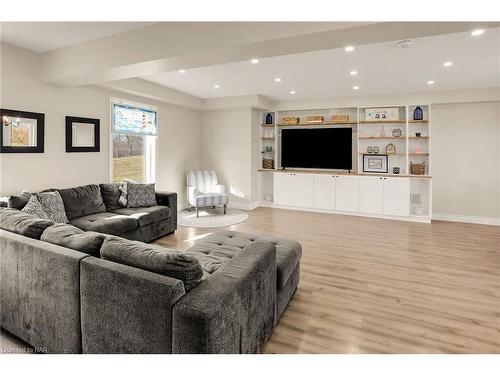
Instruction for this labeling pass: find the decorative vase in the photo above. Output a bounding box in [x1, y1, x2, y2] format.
[265, 113, 273, 125]
[393, 167, 400, 174]
[413, 106, 423, 121]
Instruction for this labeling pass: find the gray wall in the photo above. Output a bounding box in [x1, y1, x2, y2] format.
[0, 43, 202, 204]
[432, 101, 500, 219]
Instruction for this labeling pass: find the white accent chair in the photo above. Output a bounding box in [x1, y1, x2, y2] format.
[186, 170, 229, 218]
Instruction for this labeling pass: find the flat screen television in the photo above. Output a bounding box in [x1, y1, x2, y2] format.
[281, 127, 352, 170]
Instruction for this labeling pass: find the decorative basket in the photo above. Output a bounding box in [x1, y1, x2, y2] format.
[410, 161, 426, 175]
[262, 158, 274, 169]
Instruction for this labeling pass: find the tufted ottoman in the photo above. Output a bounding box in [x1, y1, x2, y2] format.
[186, 230, 301, 324]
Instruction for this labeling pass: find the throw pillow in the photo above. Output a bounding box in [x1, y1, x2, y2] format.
[21, 195, 49, 219]
[0, 208, 54, 239]
[126, 183, 157, 208]
[41, 223, 106, 256]
[37, 191, 69, 223]
[100, 236, 203, 286]
[118, 179, 137, 207]
[7, 190, 31, 209]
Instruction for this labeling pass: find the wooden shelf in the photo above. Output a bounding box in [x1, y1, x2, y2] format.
[277, 121, 357, 126]
[261, 138, 275, 140]
[409, 136, 430, 139]
[409, 153, 429, 156]
[257, 168, 432, 178]
[261, 124, 275, 127]
[359, 120, 406, 124]
[359, 137, 406, 140]
[409, 120, 429, 124]
[358, 153, 429, 156]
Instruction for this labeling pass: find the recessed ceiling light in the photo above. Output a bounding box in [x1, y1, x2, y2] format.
[471, 29, 485, 36]
[345, 46, 355, 52]
[396, 40, 413, 48]
[178, 69, 186, 73]
[274, 77, 282, 82]
[250, 59, 259, 64]
[427, 80, 435, 85]
[213, 84, 220, 89]
[289, 90, 296, 95]
[350, 70, 358, 76]
[443, 61, 453, 67]
[353, 86, 359, 90]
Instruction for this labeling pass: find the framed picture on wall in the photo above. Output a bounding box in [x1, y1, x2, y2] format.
[1, 108, 45, 153]
[363, 154, 388, 173]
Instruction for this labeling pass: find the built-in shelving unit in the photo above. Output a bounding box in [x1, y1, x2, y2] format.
[256, 105, 432, 221]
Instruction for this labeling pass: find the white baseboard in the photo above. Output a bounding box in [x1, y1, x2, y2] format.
[432, 213, 500, 226]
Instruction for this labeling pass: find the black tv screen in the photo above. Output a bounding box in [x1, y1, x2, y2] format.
[281, 127, 352, 170]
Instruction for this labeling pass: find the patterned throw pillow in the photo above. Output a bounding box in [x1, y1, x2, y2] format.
[37, 191, 69, 224]
[118, 179, 138, 207]
[21, 195, 49, 219]
[126, 183, 157, 208]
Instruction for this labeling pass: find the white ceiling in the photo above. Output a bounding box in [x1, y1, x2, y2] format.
[142, 28, 500, 100]
[0, 22, 153, 52]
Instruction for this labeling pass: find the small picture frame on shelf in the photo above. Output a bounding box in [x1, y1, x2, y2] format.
[363, 154, 388, 173]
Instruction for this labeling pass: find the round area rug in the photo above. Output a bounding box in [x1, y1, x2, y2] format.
[178, 208, 248, 228]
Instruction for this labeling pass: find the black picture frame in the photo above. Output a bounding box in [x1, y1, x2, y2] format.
[65, 116, 100, 152]
[0, 108, 45, 153]
[362, 154, 388, 173]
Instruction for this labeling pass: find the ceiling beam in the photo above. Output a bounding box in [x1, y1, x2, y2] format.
[41, 22, 500, 86]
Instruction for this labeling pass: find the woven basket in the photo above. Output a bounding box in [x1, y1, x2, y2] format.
[262, 158, 274, 169]
[410, 161, 426, 175]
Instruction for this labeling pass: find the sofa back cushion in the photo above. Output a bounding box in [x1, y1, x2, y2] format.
[41, 223, 107, 256]
[99, 183, 123, 211]
[100, 236, 203, 287]
[57, 184, 106, 220]
[7, 190, 31, 209]
[0, 208, 54, 239]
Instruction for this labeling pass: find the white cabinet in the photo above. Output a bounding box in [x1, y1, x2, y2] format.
[384, 177, 410, 216]
[359, 176, 384, 214]
[358, 176, 410, 217]
[335, 175, 359, 212]
[273, 172, 313, 207]
[273, 173, 294, 206]
[293, 174, 314, 207]
[313, 174, 335, 209]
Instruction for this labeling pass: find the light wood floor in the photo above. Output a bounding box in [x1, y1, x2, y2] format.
[1, 207, 499, 353]
[157, 207, 500, 354]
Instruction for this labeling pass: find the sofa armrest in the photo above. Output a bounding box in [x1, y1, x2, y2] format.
[0, 229, 89, 353]
[156, 191, 177, 230]
[80, 257, 186, 353]
[172, 241, 276, 353]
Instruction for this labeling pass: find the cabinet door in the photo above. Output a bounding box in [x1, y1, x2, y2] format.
[313, 174, 335, 209]
[335, 175, 359, 212]
[384, 177, 410, 216]
[293, 173, 314, 208]
[273, 173, 294, 206]
[359, 176, 384, 214]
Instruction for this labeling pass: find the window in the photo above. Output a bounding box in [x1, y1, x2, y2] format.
[111, 100, 157, 183]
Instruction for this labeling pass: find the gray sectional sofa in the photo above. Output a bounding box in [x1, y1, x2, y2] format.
[0, 185, 301, 354]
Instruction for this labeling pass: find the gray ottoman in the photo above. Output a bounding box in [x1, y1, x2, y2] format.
[188, 230, 301, 324]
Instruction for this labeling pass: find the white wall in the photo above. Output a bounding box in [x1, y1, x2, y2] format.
[200, 108, 253, 206]
[0, 43, 201, 204]
[432, 102, 500, 219]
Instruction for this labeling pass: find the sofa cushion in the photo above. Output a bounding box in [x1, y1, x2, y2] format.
[100, 236, 203, 287]
[7, 190, 31, 209]
[197, 230, 302, 289]
[126, 183, 157, 208]
[99, 183, 123, 211]
[70, 212, 138, 235]
[41, 223, 106, 256]
[37, 191, 69, 224]
[111, 206, 170, 227]
[0, 208, 54, 239]
[21, 195, 49, 219]
[57, 184, 106, 220]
